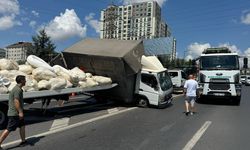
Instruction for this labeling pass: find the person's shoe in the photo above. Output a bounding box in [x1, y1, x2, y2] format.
[190, 112, 193, 115]
[185, 112, 189, 116]
[19, 140, 28, 147]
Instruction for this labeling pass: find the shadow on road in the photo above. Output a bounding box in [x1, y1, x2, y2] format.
[23, 98, 122, 126]
[196, 97, 240, 106]
[5, 136, 45, 150]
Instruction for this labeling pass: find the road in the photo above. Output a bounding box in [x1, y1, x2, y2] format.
[1, 86, 250, 150]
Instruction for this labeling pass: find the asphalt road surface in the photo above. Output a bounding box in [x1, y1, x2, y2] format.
[1, 86, 250, 150]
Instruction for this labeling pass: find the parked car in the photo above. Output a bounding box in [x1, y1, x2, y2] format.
[245, 76, 250, 86]
[240, 75, 246, 84]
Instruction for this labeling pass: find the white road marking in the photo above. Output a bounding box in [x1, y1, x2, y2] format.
[50, 117, 70, 131]
[57, 103, 108, 114]
[2, 107, 137, 148]
[182, 121, 212, 150]
[107, 108, 119, 114]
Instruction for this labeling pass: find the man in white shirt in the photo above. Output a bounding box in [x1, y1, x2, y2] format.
[183, 74, 198, 116]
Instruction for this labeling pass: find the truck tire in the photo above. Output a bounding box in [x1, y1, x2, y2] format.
[234, 96, 241, 106]
[137, 97, 149, 108]
[0, 104, 8, 129]
[196, 95, 203, 104]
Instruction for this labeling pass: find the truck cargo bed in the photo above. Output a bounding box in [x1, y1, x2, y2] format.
[0, 83, 117, 102]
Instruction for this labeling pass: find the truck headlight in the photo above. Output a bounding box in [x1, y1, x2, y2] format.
[159, 95, 165, 102]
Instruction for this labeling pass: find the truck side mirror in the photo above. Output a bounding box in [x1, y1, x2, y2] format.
[244, 57, 248, 69]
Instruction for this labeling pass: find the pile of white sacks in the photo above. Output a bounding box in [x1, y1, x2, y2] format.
[0, 55, 112, 94]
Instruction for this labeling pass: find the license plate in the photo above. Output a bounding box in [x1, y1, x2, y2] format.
[213, 93, 225, 96]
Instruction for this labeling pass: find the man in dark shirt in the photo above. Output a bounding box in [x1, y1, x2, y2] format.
[0, 75, 27, 149]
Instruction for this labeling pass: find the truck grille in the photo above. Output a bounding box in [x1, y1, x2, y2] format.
[209, 83, 230, 90]
[209, 78, 230, 90]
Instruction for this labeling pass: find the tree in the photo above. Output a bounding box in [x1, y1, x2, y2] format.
[28, 29, 57, 63]
[176, 58, 181, 68]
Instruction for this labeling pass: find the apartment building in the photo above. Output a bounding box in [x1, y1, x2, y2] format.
[5, 42, 32, 62]
[100, 1, 171, 40]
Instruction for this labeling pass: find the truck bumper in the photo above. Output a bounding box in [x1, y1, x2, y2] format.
[158, 94, 173, 108]
[198, 83, 241, 97]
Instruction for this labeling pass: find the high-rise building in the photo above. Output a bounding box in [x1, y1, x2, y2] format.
[5, 42, 32, 62]
[100, 1, 171, 40]
[171, 38, 177, 60]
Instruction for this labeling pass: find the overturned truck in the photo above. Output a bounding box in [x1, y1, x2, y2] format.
[53, 38, 173, 106]
[54, 38, 144, 103]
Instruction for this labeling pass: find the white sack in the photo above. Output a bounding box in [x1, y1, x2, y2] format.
[0, 85, 8, 94]
[92, 76, 112, 85]
[53, 66, 81, 86]
[70, 67, 86, 81]
[0, 70, 9, 77]
[19, 64, 34, 75]
[27, 55, 54, 71]
[0, 77, 11, 86]
[86, 73, 92, 78]
[23, 75, 38, 92]
[71, 77, 79, 87]
[65, 80, 73, 88]
[80, 78, 98, 88]
[38, 80, 51, 90]
[53, 65, 70, 74]
[0, 59, 19, 70]
[32, 67, 57, 81]
[8, 82, 16, 92]
[87, 78, 99, 87]
[53, 65, 72, 81]
[78, 81, 88, 88]
[49, 77, 67, 90]
[2, 70, 27, 82]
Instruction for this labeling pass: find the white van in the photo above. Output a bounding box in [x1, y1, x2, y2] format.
[168, 70, 187, 92]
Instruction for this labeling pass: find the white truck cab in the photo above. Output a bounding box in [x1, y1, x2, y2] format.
[168, 70, 187, 92]
[136, 56, 173, 107]
[198, 47, 242, 104]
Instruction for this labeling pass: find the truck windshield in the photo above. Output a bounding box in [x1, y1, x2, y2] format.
[158, 71, 172, 91]
[200, 55, 239, 70]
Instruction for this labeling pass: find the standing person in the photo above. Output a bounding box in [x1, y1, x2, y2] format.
[0, 75, 27, 149]
[183, 74, 199, 116]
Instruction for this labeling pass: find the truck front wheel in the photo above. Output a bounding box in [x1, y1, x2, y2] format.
[0, 104, 8, 129]
[234, 96, 241, 106]
[137, 97, 149, 108]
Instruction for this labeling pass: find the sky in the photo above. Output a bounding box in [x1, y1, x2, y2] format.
[0, 0, 250, 60]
